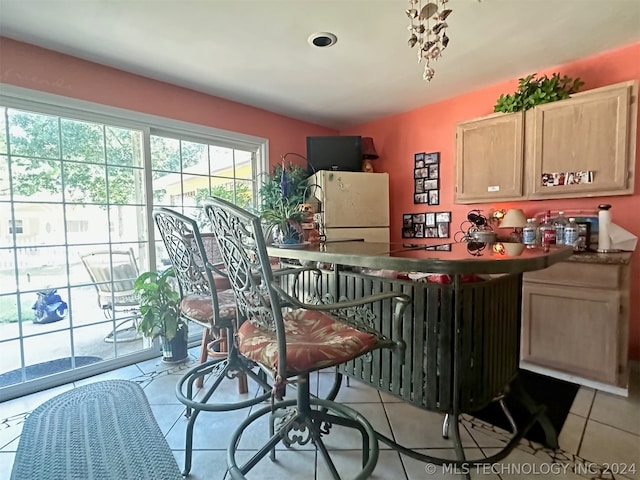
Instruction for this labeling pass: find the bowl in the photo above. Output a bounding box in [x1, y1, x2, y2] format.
[471, 230, 497, 243]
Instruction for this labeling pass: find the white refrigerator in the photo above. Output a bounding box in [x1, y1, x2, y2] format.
[307, 171, 390, 243]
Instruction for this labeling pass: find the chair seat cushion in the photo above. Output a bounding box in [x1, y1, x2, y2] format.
[213, 273, 232, 291]
[180, 289, 236, 325]
[236, 309, 379, 375]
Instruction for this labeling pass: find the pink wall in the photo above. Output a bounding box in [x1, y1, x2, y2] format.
[344, 42, 640, 360]
[1, 36, 638, 360]
[0, 37, 336, 168]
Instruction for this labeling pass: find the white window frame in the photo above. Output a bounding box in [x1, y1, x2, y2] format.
[0, 83, 269, 267]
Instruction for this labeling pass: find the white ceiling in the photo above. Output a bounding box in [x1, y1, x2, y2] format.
[1, 0, 639, 129]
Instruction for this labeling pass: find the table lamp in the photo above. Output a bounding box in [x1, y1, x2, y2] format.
[361, 137, 378, 172]
[500, 208, 528, 242]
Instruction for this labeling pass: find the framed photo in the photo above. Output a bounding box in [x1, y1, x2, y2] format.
[428, 164, 439, 179]
[414, 223, 424, 238]
[423, 179, 438, 191]
[425, 227, 438, 238]
[412, 213, 425, 224]
[425, 212, 436, 227]
[424, 152, 440, 165]
[402, 214, 412, 228]
[435, 211, 451, 223]
[414, 152, 425, 163]
[428, 190, 439, 206]
[414, 193, 429, 204]
[437, 222, 449, 238]
[435, 243, 452, 251]
[402, 227, 415, 238]
[414, 178, 424, 193]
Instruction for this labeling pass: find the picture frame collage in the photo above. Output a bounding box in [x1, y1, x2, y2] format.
[402, 211, 451, 239]
[414, 151, 440, 205]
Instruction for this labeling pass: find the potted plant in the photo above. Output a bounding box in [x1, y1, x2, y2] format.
[493, 73, 584, 113]
[134, 267, 188, 363]
[259, 163, 309, 245]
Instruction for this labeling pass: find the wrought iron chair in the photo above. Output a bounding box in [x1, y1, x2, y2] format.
[152, 207, 273, 476]
[80, 249, 141, 343]
[204, 197, 411, 480]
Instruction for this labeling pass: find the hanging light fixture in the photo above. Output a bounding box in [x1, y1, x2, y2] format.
[406, 0, 452, 81]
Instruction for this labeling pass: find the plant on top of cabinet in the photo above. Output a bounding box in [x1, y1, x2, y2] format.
[494, 73, 584, 113]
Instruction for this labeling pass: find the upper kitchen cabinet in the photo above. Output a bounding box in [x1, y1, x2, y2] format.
[454, 80, 638, 204]
[455, 111, 524, 204]
[527, 80, 637, 199]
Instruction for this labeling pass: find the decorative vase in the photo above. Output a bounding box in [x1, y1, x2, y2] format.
[272, 220, 303, 245]
[160, 334, 188, 364]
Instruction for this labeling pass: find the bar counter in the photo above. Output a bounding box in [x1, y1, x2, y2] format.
[267, 240, 574, 275]
[268, 240, 574, 473]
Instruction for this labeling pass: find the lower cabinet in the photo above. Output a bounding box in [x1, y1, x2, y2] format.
[521, 259, 630, 392]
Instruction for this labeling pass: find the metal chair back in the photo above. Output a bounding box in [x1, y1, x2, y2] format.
[203, 197, 287, 374]
[153, 207, 225, 328]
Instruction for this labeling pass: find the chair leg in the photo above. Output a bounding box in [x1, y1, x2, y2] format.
[442, 414, 450, 439]
[448, 413, 471, 480]
[203, 327, 249, 394]
[196, 329, 210, 388]
[510, 376, 559, 449]
[227, 379, 379, 480]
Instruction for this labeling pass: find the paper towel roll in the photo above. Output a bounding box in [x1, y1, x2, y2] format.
[598, 204, 612, 251]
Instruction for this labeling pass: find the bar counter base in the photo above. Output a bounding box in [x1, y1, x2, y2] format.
[328, 269, 560, 478]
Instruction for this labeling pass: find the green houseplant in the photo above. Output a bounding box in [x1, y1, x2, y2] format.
[259, 163, 309, 244]
[494, 73, 584, 113]
[134, 267, 188, 363]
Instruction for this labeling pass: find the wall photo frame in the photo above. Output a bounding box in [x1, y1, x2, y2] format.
[414, 151, 440, 205]
[401, 210, 452, 239]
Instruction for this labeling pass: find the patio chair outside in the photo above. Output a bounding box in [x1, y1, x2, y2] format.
[80, 249, 141, 343]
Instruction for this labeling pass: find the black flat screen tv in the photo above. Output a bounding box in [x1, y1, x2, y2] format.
[306, 136, 362, 175]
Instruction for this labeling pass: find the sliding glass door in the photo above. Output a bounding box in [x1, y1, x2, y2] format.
[0, 89, 266, 400]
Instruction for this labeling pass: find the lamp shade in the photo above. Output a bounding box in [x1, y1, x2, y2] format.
[361, 137, 379, 160]
[500, 209, 527, 229]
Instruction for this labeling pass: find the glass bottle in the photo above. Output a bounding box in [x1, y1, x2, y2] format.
[554, 211, 567, 245]
[539, 210, 556, 246]
[564, 217, 580, 250]
[523, 218, 538, 248]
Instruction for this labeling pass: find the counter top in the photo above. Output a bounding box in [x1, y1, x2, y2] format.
[566, 250, 633, 265]
[267, 241, 573, 275]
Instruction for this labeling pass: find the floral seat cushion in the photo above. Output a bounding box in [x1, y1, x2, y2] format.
[236, 309, 380, 375]
[213, 273, 231, 291]
[180, 289, 237, 325]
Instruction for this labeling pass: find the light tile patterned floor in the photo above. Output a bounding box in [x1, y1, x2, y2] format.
[1, 348, 639, 480]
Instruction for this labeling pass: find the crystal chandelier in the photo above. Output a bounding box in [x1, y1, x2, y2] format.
[406, 0, 452, 81]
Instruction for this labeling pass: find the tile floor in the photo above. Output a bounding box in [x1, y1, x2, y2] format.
[1, 348, 639, 480]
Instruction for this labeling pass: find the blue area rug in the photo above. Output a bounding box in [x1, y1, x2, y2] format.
[11, 380, 182, 480]
[0, 356, 102, 387]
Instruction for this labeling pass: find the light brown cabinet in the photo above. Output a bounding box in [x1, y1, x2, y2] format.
[528, 81, 635, 199]
[521, 259, 630, 393]
[454, 80, 638, 204]
[455, 112, 524, 203]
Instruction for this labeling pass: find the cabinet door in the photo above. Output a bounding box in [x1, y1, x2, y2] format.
[528, 81, 636, 198]
[455, 112, 524, 204]
[521, 283, 621, 385]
